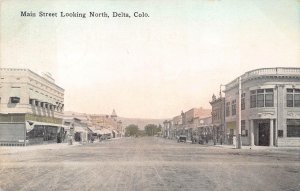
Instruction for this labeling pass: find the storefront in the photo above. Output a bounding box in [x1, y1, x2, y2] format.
[26, 121, 65, 145]
[0, 120, 65, 146]
[226, 121, 236, 145]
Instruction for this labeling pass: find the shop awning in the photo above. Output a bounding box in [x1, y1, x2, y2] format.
[102, 129, 111, 134]
[87, 126, 97, 133]
[74, 126, 86, 133]
[25, 121, 34, 132]
[94, 130, 104, 134]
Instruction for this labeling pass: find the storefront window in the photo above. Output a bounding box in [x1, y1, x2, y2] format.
[27, 125, 44, 139]
[241, 120, 247, 137]
[287, 119, 300, 137]
[295, 94, 300, 107]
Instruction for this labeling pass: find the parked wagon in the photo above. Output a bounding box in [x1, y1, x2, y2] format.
[177, 135, 187, 143]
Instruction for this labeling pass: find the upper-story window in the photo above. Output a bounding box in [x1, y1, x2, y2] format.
[287, 88, 300, 107]
[231, 100, 236, 115]
[212, 111, 216, 121]
[265, 89, 274, 107]
[241, 93, 245, 110]
[226, 102, 230, 116]
[250, 89, 274, 108]
[10, 87, 21, 104]
[250, 90, 256, 108]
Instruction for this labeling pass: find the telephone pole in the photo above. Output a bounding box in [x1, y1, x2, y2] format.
[237, 77, 242, 149]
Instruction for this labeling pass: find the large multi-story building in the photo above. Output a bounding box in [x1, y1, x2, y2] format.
[224, 67, 300, 147]
[182, 107, 211, 126]
[0, 68, 65, 146]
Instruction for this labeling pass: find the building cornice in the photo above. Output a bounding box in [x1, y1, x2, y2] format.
[224, 67, 300, 92]
[0, 68, 64, 91]
[209, 97, 225, 105]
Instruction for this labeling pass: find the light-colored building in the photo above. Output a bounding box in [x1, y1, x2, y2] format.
[182, 107, 211, 125]
[63, 117, 90, 143]
[180, 108, 211, 140]
[224, 67, 300, 147]
[89, 109, 123, 138]
[0, 68, 65, 146]
[164, 108, 211, 140]
[162, 120, 172, 138]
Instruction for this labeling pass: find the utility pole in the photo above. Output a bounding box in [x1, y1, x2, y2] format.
[220, 84, 226, 145]
[237, 77, 242, 149]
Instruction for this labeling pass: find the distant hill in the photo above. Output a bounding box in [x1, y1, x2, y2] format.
[64, 111, 167, 129]
[119, 117, 167, 130]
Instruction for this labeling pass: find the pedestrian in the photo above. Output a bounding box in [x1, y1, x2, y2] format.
[233, 135, 236, 147]
[220, 136, 223, 145]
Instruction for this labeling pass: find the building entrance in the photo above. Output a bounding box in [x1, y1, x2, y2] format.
[258, 123, 269, 146]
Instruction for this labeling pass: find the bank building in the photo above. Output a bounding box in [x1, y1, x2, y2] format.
[223, 67, 300, 147]
[0, 68, 65, 146]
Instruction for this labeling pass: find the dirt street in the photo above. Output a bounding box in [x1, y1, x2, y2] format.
[0, 137, 299, 191]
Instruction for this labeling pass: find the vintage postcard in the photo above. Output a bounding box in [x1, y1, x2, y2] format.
[0, 0, 299, 190]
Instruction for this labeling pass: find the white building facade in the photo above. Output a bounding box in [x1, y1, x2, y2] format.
[0, 68, 65, 146]
[224, 67, 300, 147]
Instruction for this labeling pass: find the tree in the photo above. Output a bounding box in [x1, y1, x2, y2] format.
[125, 124, 139, 137]
[157, 124, 162, 132]
[144, 124, 161, 136]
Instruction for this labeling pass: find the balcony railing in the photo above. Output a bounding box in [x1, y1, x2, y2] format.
[225, 67, 300, 91]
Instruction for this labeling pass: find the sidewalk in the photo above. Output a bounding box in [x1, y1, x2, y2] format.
[214, 144, 300, 152]
[0, 142, 82, 154]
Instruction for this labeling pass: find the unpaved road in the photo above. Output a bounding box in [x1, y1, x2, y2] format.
[0, 137, 299, 191]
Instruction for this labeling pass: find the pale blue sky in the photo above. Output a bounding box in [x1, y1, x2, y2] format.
[1, 0, 299, 118]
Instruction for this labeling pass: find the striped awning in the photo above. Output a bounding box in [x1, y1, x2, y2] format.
[94, 130, 104, 134]
[112, 130, 118, 134]
[74, 126, 86, 133]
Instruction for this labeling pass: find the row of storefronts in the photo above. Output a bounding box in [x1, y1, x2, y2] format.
[162, 109, 214, 144]
[0, 68, 123, 146]
[0, 114, 122, 146]
[163, 67, 300, 147]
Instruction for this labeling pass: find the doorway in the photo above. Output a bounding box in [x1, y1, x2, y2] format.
[258, 123, 269, 146]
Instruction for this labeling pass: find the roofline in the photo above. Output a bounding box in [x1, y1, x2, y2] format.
[224, 67, 300, 92]
[0, 68, 65, 91]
